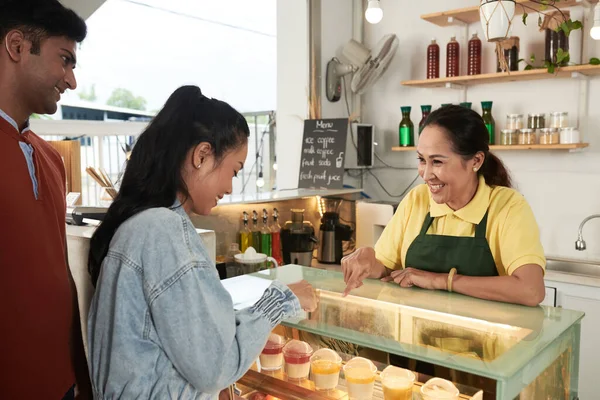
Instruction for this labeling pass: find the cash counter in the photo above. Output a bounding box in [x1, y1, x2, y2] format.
[227, 265, 583, 399]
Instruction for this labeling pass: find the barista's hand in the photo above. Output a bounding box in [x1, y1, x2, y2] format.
[288, 280, 318, 312]
[341, 247, 388, 297]
[381, 267, 446, 291]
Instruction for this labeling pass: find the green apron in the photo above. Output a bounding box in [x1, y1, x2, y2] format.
[404, 210, 498, 276]
[391, 209, 499, 386]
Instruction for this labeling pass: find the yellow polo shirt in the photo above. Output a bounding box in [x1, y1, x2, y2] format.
[374, 176, 545, 276]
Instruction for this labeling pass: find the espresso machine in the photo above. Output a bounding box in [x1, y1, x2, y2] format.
[317, 198, 353, 264]
[281, 209, 318, 266]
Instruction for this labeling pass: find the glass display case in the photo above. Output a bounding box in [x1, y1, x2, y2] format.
[229, 265, 583, 399]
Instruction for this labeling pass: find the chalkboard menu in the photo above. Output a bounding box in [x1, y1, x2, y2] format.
[298, 118, 348, 189]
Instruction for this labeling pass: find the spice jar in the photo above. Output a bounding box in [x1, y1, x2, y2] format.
[560, 127, 581, 144]
[527, 113, 545, 130]
[518, 128, 537, 145]
[538, 128, 560, 145]
[549, 112, 569, 129]
[500, 129, 518, 145]
[506, 114, 524, 130]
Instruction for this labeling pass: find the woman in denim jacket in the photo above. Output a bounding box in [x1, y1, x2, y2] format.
[87, 85, 316, 399]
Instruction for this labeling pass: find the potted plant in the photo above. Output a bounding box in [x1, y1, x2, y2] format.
[480, 0, 517, 42]
[480, 0, 594, 73]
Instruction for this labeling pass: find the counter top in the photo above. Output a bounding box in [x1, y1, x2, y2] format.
[239, 265, 583, 381]
[216, 188, 362, 206]
[66, 220, 214, 239]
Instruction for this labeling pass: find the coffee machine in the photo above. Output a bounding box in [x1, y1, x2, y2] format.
[317, 198, 353, 264]
[281, 209, 318, 266]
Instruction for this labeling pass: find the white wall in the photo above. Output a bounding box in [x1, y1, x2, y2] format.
[276, 0, 310, 189]
[277, 0, 600, 262]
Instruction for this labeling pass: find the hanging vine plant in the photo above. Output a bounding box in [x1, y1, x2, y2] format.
[482, 0, 597, 73]
[519, 0, 585, 73]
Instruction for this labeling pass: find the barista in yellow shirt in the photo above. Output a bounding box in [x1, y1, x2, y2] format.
[342, 105, 546, 307]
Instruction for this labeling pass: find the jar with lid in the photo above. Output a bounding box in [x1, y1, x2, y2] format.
[538, 128, 560, 145]
[500, 129, 518, 145]
[518, 128, 537, 145]
[560, 127, 581, 144]
[506, 114, 524, 130]
[527, 113, 545, 130]
[549, 112, 569, 129]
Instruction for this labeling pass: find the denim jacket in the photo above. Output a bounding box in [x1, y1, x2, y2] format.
[87, 202, 301, 399]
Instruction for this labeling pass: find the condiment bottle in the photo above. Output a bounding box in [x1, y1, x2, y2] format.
[239, 211, 251, 252]
[427, 39, 440, 79]
[399, 107, 414, 147]
[446, 36, 460, 78]
[467, 33, 482, 75]
[251, 210, 261, 251]
[419, 105, 432, 135]
[481, 101, 495, 145]
[260, 209, 271, 256]
[270, 208, 283, 264]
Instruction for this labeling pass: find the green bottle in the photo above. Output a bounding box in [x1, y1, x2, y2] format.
[481, 101, 495, 145]
[460, 102, 472, 109]
[260, 209, 271, 256]
[399, 106, 414, 147]
[419, 105, 432, 135]
[251, 210, 261, 250]
[441, 103, 451, 107]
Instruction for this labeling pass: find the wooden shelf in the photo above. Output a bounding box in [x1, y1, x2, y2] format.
[401, 64, 600, 88]
[421, 0, 598, 27]
[391, 143, 589, 151]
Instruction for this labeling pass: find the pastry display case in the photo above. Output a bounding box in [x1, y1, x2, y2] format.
[229, 265, 583, 399]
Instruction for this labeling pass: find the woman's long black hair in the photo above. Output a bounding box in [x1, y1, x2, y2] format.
[88, 85, 249, 286]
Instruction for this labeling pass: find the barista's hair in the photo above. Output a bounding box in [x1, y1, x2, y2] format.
[88, 86, 250, 286]
[424, 105, 512, 188]
[0, 0, 87, 54]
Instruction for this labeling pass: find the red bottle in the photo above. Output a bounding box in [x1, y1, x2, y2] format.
[446, 36, 460, 78]
[270, 208, 283, 265]
[468, 32, 482, 75]
[427, 39, 440, 79]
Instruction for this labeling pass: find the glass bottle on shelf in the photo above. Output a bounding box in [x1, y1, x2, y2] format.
[270, 208, 283, 264]
[427, 39, 440, 79]
[419, 105, 432, 135]
[238, 211, 251, 252]
[260, 209, 272, 256]
[460, 102, 472, 109]
[251, 210, 261, 251]
[399, 106, 414, 147]
[481, 101, 496, 145]
[446, 36, 460, 78]
[467, 33, 482, 75]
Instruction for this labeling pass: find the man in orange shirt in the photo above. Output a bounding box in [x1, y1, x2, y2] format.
[0, 1, 91, 398]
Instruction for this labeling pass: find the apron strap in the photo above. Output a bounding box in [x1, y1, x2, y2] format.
[419, 213, 435, 235]
[474, 211, 489, 238]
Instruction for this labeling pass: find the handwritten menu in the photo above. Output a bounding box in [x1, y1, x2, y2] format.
[298, 118, 348, 189]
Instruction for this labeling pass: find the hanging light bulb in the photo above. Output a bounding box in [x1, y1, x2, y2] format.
[272, 155, 278, 171]
[256, 171, 265, 188]
[365, 0, 383, 24]
[591, 3, 600, 40]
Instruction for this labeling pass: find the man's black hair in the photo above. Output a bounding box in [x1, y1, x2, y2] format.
[0, 0, 87, 54]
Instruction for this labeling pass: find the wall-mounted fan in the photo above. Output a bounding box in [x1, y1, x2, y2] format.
[326, 34, 399, 102]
